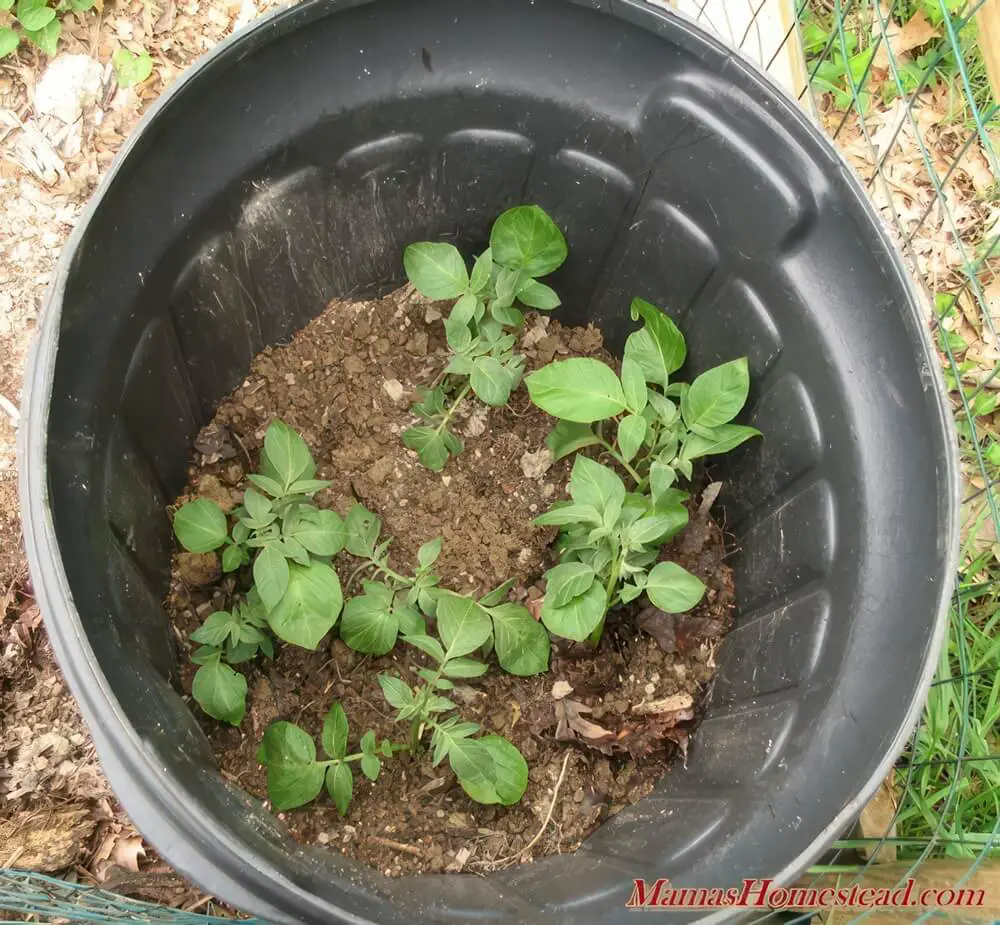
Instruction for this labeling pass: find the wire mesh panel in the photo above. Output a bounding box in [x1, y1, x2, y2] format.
[0, 1, 996, 922]
[678, 0, 998, 921]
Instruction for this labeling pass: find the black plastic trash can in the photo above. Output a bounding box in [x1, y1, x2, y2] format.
[20, 0, 957, 922]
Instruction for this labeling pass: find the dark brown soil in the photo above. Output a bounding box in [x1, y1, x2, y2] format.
[164, 285, 735, 875]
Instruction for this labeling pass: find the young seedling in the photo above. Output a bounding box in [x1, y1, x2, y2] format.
[188, 590, 272, 725]
[526, 298, 760, 488]
[524, 298, 761, 645]
[401, 205, 568, 470]
[173, 419, 347, 656]
[379, 619, 528, 805]
[257, 702, 402, 814]
[338, 507, 440, 656]
[338, 508, 550, 676]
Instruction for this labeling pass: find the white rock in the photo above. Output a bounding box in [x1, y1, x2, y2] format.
[382, 378, 405, 403]
[520, 447, 553, 480]
[34, 55, 104, 124]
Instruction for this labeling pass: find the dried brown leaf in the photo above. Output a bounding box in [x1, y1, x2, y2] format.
[554, 699, 617, 752]
[109, 834, 146, 872]
[873, 10, 939, 69]
[638, 607, 725, 654]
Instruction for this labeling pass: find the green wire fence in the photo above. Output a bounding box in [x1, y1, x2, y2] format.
[1, 0, 997, 921]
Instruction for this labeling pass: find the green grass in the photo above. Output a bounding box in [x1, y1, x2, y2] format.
[799, 0, 1000, 875]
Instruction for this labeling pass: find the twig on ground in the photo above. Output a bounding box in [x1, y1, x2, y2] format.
[368, 836, 424, 858]
[0, 394, 19, 424]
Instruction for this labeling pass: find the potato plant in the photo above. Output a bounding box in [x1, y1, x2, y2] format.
[525, 298, 760, 644]
[401, 205, 566, 470]
[258, 618, 528, 814]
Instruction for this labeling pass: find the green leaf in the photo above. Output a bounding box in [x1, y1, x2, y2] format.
[645, 561, 706, 612]
[112, 48, 153, 88]
[266, 560, 343, 649]
[24, 13, 58, 53]
[681, 358, 751, 430]
[403, 242, 469, 299]
[190, 645, 221, 666]
[626, 298, 686, 387]
[436, 592, 493, 658]
[626, 508, 688, 546]
[192, 660, 247, 725]
[380, 739, 394, 757]
[516, 279, 560, 310]
[649, 461, 676, 506]
[471, 356, 513, 406]
[683, 423, 761, 460]
[545, 420, 600, 461]
[478, 577, 516, 608]
[469, 248, 493, 294]
[254, 544, 290, 614]
[173, 499, 228, 553]
[442, 657, 488, 678]
[243, 487, 272, 522]
[340, 581, 397, 655]
[322, 703, 349, 759]
[621, 356, 647, 413]
[221, 544, 245, 573]
[525, 358, 627, 423]
[379, 674, 415, 711]
[620, 582, 645, 603]
[288, 509, 345, 556]
[0, 27, 19, 57]
[402, 425, 451, 472]
[417, 536, 442, 569]
[540, 580, 607, 642]
[544, 562, 597, 608]
[449, 735, 528, 806]
[264, 420, 315, 491]
[490, 303, 523, 328]
[288, 478, 333, 494]
[260, 722, 324, 810]
[361, 752, 381, 781]
[260, 720, 315, 765]
[16, 0, 54, 31]
[342, 504, 381, 558]
[446, 292, 478, 349]
[245, 473, 282, 496]
[568, 455, 625, 518]
[490, 205, 567, 277]
[326, 762, 353, 816]
[0, 0, 13, 11]
[617, 414, 647, 462]
[394, 599, 425, 636]
[403, 633, 446, 662]
[493, 266, 521, 308]
[532, 501, 602, 527]
[190, 610, 237, 647]
[489, 603, 550, 676]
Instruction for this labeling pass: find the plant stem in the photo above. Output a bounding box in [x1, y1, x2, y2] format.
[373, 561, 413, 586]
[588, 546, 622, 646]
[436, 382, 472, 436]
[596, 437, 643, 486]
[319, 743, 409, 767]
[406, 652, 453, 752]
[346, 561, 375, 591]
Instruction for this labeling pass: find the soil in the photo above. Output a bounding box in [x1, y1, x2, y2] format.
[164, 285, 736, 875]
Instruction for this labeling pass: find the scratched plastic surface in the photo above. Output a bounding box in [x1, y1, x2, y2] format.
[21, 0, 956, 922]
